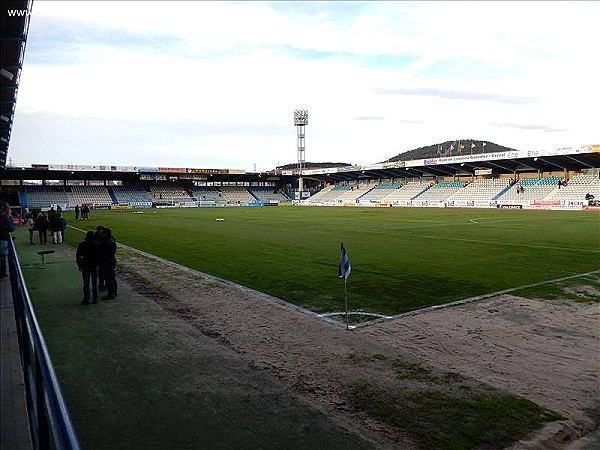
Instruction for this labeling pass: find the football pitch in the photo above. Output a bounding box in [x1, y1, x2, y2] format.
[68, 206, 600, 316]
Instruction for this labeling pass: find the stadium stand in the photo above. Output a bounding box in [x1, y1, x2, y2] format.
[305, 185, 336, 203]
[23, 186, 70, 209]
[249, 186, 290, 202]
[190, 186, 223, 202]
[382, 181, 432, 203]
[334, 186, 365, 203]
[218, 186, 255, 204]
[497, 176, 561, 202]
[446, 178, 510, 202]
[111, 186, 153, 208]
[69, 186, 113, 207]
[357, 183, 401, 204]
[542, 173, 600, 202]
[413, 180, 466, 202]
[148, 185, 194, 204]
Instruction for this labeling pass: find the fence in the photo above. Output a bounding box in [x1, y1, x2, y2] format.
[8, 237, 81, 450]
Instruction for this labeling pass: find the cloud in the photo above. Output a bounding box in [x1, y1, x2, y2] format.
[491, 122, 567, 133]
[354, 116, 384, 121]
[374, 87, 538, 104]
[8, 1, 598, 169]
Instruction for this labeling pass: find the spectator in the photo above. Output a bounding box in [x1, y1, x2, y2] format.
[26, 214, 35, 244]
[100, 227, 118, 300]
[59, 213, 67, 244]
[0, 201, 16, 278]
[35, 212, 49, 245]
[95, 226, 107, 291]
[76, 231, 103, 305]
[49, 212, 63, 244]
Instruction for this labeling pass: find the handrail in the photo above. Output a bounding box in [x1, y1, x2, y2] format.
[8, 237, 82, 450]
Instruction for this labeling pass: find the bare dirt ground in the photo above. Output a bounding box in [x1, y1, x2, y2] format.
[117, 248, 600, 450]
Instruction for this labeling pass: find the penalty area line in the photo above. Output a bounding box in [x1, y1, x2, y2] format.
[352, 269, 600, 329]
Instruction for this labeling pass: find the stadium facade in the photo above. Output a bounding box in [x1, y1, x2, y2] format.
[0, 144, 598, 213]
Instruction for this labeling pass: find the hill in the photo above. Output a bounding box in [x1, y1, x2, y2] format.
[386, 140, 518, 162]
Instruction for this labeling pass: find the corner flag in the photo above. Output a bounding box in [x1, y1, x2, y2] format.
[338, 243, 351, 280]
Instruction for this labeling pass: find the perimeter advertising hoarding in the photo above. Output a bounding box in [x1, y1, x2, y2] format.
[48, 164, 136, 172]
[186, 168, 245, 175]
[158, 167, 187, 173]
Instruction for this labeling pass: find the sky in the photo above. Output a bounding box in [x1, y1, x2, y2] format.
[8, 1, 599, 171]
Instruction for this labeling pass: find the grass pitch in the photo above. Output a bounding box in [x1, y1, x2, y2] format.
[67, 206, 600, 315]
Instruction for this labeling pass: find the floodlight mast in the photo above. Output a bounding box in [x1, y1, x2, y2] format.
[294, 109, 308, 195]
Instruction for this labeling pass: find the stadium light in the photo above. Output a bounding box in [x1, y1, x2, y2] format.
[294, 109, 308, 194]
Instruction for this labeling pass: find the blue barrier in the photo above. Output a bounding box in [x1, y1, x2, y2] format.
[7, 238, 81, 450]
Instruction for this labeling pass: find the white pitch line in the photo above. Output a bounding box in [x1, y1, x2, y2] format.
[352, 269, 600, 329]
[402, 234, 600, 253]
[68, 225, 600, 330]
[361, 228, 598, 253]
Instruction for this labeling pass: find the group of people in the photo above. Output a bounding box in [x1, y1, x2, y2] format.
[0, 201, 16, 278]
[74, 204, 91, 220]
[76, 225, 118, 305]
[27, 207, 67, 245]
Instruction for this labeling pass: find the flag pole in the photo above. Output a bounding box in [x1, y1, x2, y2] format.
[344, 278, 349, 330]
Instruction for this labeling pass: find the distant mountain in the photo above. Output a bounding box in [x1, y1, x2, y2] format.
[276, 162, 352, 170]
[386, 140, 518, 162]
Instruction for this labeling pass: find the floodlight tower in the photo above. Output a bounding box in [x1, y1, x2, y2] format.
[294, 109, 308, 194]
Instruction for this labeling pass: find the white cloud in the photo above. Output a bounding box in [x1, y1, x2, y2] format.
[9, 1, 599, 170]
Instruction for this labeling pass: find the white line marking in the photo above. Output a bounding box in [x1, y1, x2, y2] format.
[68, 225, 600, 330]
[352, 269, 600, 329]
[403, 234, 600, 253]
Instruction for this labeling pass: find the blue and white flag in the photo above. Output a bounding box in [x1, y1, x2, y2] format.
[338, 243, 351, 280]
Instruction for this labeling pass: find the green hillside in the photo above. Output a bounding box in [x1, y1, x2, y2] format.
[386, 140, 518, 162]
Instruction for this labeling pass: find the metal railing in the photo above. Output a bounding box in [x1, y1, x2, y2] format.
[8, 237, 81, 450]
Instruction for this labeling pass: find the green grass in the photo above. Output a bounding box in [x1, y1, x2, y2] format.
[513, 274, 600, 302]
[351, 357, 563, 450]
[65, 206, 600, 315]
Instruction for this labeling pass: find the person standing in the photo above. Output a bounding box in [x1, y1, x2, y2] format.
[58, 213, 67, 244]
[76, 231, 103, 305]
[26, 214, 35, 244]
[94, 226, 107, 291]
[35, 212, 49, 245]
[100, 227, 118, 300]
[0, 202, 16, 278]
[81, 204, 90, 220]
[49, 212, 62, 244]
[74, 204, 80, 220]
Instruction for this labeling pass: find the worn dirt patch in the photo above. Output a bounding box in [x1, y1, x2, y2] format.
[117, 249, 600, 449]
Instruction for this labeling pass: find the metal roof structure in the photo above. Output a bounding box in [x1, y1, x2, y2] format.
[295, 147, 600, 183]
[0, 0, 32, 169]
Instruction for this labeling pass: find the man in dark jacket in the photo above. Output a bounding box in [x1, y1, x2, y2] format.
[49, 212, 63, 244]
[34, 212, 49, 245]
[100, 227, 118, 300]
[76, 230, 103, 305]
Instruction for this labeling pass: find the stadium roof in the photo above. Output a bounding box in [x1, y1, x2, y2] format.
[290, 146, 600, 183]
[0, 0, 32, 169]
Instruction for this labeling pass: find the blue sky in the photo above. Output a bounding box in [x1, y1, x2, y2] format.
[8, 1, 599, 170]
